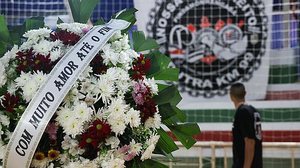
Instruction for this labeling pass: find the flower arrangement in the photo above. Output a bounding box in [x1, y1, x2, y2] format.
[0, 1, 200, 168]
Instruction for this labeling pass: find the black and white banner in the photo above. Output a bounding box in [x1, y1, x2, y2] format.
[4, 19, 130, 168]
[134, 0, 272, 103]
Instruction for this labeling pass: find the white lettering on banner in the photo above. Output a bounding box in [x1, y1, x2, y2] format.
[4, 19, 130, 168]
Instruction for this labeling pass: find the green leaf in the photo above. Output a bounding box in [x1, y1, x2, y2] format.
[68, 0, 99, 23]
[158, 103, 177, 120]
[168, 123, 200, 149]
[114, 8, 137, 23]
[131, 159, 142, 168]
[94, 18, 105, 25]
[57, 17, 64, 24]
[172, 106, 187, 122]
[0, 15, 10, 43]
[132, 31, 159, 52]
[150, 68, 179, 81]
[24, 17, 45, 31]
[162, 106, 187, 123]
[145, 51, 170, 75]
[153, 147, 174, 160]
[140, 159, 168, 168]
[154, 85, 182, 106]
[0, 41, 7, 57]
[157, 83, 169, 91]
[157, 128, 178, 154]
[113, 8, 137, 33]
[145, 51, 179, 81]
[9, 25, 24, 45]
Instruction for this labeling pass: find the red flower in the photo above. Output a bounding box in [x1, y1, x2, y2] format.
[90, 54, 107, 75]
[131, 54, 151, 81]
[88, 119, 111, 140]
[1, 93, 20, 113]
[79, 132, 98, 149]
[137, 98, 157, 123]
[79, 119, 111, 149]
[50, 30, 80, 45]
[16, 49, 54, 73]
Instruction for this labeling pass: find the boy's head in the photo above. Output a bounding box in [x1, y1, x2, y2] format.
[230, 82, 246, 102]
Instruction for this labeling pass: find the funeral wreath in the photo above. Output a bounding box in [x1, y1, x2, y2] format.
[0, 1, 200, 168]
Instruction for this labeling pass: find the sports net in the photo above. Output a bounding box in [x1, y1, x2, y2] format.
[0, 0, 299, 167]
[0, 0, 69, 26]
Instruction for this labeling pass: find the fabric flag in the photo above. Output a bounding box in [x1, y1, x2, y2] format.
[134, 0, 272, 104]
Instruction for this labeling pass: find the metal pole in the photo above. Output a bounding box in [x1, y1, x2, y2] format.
[199, 147, 203, 168]
[224, 147, 228, 168]
[211, 144, 216, 168]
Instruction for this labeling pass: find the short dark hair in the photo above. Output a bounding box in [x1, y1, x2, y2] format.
[230, 83, 246, 100]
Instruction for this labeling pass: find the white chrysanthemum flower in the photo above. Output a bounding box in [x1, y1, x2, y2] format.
[4, 131, 12, 141]
[119, 34, 130, 50]
[58, 153, 70, 165]
[49, 47, 61, 61]
[57, 23, 89, 35]
[80, 80, 94, 94]
[0, 62, 7, 88]
[140, 144, 155, 161]
[32, 39, 53, 56]
[64, 161, 82, 168]
[105, 136, 120, 149]
[80, 160, 98, 168]
[56, 107, 73, 127]
[33, 71, 47, 86]
[7, 82, 17, 94]
[109, 30, 122, 42]
[15, 71, 31, 87]
[101, 156, 125, 168]
[0, 45, 18, 66]
[84, 93, 97, 106]
[0, 142, 6, 160]
[140, 134, 160, 161]
[129, 140, 142, 155]
[144, 78, 159, 95]
[47, 163, 54, 168]
[96, 76, 115, 104]
[108, 114, 127, 135]
[111, 34, 130, 52]
[108, 98, 128, 115]
[74, 102, 93, 123]
[108, 67, 130, 82]
[61, 135, 84, 156]
[128, 49, 140, 59]
[144, 112, 161, 129]
[0, 124, 3, 136]
[102, 44, 119, 66]
[126, 108, 141, 128]
[63, 90, 79, 106]
[57, 103, 92, 137]
[148, 134, 160, 145]
[0, 113, 10, 126]
[22, 79, 39, 102]
[64, 119, 83, 137]
[78, 66, 93, 81]
[65, 159, 98, 168]
[111, 40, 123, 53]
[19, 40, 35, 51]
[23, 28, 52, 42]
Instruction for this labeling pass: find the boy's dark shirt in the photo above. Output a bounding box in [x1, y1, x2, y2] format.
[232, 104, 262, 168]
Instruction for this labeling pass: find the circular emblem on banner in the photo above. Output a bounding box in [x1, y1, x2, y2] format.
[147, 0, 268, 97]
